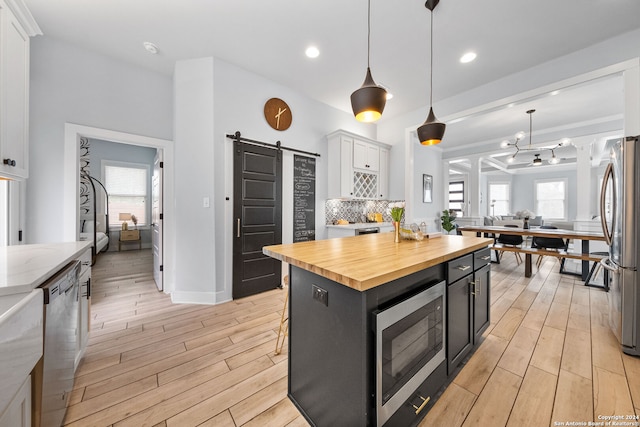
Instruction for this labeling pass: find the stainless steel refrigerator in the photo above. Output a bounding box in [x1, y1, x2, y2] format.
[600, 135, 640, 356]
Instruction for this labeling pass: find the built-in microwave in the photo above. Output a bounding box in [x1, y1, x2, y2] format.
[374, 280, 446, 426]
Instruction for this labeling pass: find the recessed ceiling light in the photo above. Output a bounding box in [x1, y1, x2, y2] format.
[550, 90, 560, 96]
[143, 42, 159, 54]
[460, 52, 477, 63]
[305, 46, 320, 58]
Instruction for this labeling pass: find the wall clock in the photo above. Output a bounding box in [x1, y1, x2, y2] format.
[264, 98, 292, 131]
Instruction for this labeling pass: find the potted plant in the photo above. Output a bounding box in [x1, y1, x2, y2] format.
[441, 209, 457, 234]
[389, 202, 405, 243]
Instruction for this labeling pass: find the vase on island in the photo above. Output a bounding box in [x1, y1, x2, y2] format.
[389, 202, 405, 243]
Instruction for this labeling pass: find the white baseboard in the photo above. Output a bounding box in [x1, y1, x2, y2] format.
[170, 290, 231, 305]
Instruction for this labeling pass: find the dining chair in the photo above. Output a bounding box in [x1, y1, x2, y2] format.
[531, 225, 568, 268]
[496, 224, 523, 265]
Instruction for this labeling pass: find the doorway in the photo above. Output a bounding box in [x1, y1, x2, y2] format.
[63, 123, 174, 293]
[232, 141, 282, 299]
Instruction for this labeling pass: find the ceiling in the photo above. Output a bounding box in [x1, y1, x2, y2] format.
[23, 0, 640, 160]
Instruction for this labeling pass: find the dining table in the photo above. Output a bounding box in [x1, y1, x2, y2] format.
[457, 225, 607, 281]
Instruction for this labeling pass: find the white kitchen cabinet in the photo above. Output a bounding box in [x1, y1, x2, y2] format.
[0, 374, 30, 427]
[0, 289, 42, 427]
[0, 0, 40, 179]
[75, 247, 92, 370]
[327, 130, 391, 200]
[379, 147, 389, 199]
[353, 140, 380, 172]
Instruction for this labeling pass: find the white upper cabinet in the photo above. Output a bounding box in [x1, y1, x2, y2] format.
[327, 130, 391, 200]
[0, 0, 41, 179]
[353, 140, 380, 172]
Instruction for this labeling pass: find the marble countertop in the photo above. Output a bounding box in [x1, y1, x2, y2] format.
[264, 233, 493, 291]
[0, 241, 92, 296]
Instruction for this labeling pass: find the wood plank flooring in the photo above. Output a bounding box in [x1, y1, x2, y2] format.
[65, 249, 640, 426]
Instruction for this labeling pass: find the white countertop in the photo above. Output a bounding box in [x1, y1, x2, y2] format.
[0, 241, 92, 296]
[326, 222, 393, 229]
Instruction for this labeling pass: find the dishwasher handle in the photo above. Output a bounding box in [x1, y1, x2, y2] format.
[40, 260, 81, 304]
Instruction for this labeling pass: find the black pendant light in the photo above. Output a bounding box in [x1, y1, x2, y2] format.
[351, 0, 387, 122]
[417, 0, 445, 145]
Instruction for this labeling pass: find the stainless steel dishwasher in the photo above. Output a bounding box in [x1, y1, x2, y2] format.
[36, 260, 80, 427]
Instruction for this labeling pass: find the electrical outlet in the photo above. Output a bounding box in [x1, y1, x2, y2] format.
[312, 284, 328, 306]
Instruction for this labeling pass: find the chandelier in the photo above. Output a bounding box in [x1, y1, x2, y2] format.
[500, 109, 571, 166]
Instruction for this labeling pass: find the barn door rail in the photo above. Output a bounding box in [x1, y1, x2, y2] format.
[226, 131, 321, 157]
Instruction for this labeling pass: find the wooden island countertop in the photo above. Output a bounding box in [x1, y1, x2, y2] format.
[263, 233, 493, 291]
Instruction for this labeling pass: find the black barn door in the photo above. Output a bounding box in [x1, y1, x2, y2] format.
[233, 141, 282, 299]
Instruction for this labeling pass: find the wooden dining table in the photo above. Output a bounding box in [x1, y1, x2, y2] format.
[458, 225, 607, 281]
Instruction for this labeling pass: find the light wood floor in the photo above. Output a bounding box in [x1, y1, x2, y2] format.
[65, 249, 640, 426]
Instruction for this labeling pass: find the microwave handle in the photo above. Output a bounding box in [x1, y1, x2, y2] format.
[600, 162, 614, 246]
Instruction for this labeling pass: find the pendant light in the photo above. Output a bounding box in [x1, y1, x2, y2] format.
[417, 0, 446, 145]
[502, 109, 568, 166]
[351, 0, 387, 122]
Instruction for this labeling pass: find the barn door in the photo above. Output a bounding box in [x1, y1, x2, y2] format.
[232, 141, 282, 299]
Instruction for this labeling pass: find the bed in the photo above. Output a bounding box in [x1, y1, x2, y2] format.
[80, 215, 109, 254]
[81, 174, 111, 265]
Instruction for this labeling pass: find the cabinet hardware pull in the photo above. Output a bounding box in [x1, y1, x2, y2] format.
[476, 279, 481, 296]
[237, 219, 240, 237]
[470, 281, 477, 295]
[413, 395, 431, 414]
[457, 265, 471, 271]
[481, 255, 491, 260]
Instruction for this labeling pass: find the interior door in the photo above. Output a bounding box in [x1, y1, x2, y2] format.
[233, 141, 282, 299]
[152, 151, 163, 291]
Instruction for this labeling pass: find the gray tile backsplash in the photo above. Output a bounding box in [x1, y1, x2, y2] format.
[325, 199, 404, 224]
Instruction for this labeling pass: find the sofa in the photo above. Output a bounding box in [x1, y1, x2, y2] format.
[483, 215, 544, 227]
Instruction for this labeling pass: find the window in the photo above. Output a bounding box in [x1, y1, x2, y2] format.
[488, 182, 510, 216]
[448, 180, 465, 216]
[535, 179, 567, 220]
[104, 162, 149, 227]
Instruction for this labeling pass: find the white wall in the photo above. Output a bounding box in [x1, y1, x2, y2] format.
[28, 37, 172, 244]
[172, 57, 216, 302]
[172, 56, 374, 304]
[406, 133, 443, 231]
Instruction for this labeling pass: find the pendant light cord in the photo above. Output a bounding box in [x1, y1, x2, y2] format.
[528, 111, 533, 148]
[367, 0, 371, 68]
[429, 10, 433, 106]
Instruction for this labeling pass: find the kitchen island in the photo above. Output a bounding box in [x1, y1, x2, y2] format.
[263, 233, 493, 426]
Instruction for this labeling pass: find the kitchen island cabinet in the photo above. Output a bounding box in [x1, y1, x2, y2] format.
[446, 248, 492, 374]
[263, 233, 493, 426]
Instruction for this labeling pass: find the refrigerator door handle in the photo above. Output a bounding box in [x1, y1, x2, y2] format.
[600, 162, 615, 246]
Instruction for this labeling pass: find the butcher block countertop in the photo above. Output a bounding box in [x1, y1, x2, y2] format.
[263, 233, 493, 292]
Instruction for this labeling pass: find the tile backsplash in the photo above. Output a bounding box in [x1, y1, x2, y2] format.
[325, 199, 404, 224]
